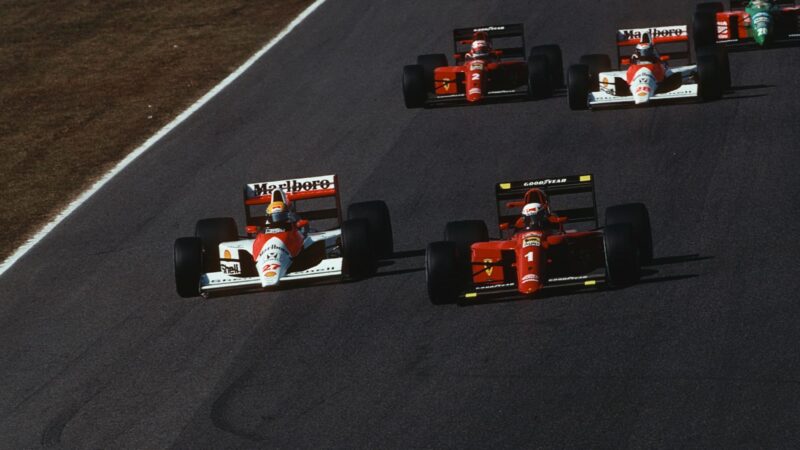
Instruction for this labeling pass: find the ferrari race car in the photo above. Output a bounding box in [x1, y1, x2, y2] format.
[567, 25, 731, 110]
[402, 24, 563, 108]
[173, 174, 393, 298]
[425, 175, 653, 304]
[694, 0, 800, 50]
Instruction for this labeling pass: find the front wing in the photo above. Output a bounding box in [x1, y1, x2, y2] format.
[199, 257, 343, 297]
[459, 273, 607, 302]
[589, 84, 699, 107]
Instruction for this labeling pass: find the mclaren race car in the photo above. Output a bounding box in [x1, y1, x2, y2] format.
[402, 24, 563, 107]
[694, 0, 800, 50]
[173, 174, 393, 298]
[567, 25, 730, 110]
[425, 175, 653, 304]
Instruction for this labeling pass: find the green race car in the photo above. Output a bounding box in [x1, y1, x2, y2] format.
[693, 0, 800, 50]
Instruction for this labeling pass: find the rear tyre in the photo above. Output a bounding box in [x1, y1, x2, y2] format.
[567, 64, 590, 110]
[417, 54, 448, 81]
[174, 237, 203, 298]
[603, 224, 640, 287]
[605, 203, 653, 265]
[697, 45, 731, 90]
[528, 55, 553, 99]
[347, 200, 393, 258]
[426, 241, 463, 305]
[698, 54, 723, 101]
[693, 11, 718, 49]
[444, 220, 489, 265]
[403, 65, 426, 108]
[579, 54, 612, 91]
[696, 2, 724, 13]
[341, 218, 377, 279]
[195, 217, 238, 273]
[530, 45, 564, 88]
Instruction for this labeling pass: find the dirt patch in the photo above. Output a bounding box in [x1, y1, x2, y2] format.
[0, 0, 313, 262]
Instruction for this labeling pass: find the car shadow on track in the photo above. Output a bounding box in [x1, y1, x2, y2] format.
[374, 248, 425, 278]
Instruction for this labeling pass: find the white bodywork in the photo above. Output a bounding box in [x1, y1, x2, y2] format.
[589, 65, 698, 107]
[201, 228, 342, 296]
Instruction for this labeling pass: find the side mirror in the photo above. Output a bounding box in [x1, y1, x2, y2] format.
[296, 219, 309, 228]
[506, 201, 525, 209]
[245, 225, 259, 234]
[548, 216, 568, 224]
[499, 223, 510, 231]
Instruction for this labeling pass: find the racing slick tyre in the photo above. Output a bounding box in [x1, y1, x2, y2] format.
[341, 218, 377, 279]
[195, 217, 238, 273]
[697, 55, 724, 101]
[426, 241, 464, 305]
[347, 200, 393, 259]
[697, 45, 731, 90]
[693, 11, 718, 49]
[567, 64, 590, 110]
[528, 55, 553, 99]
[579, 54, 612, 92]
[174, 237, 203, 298]
[605, 203, 653, 265]
[403, 65, 427, 108]
[603, 224, 640, 288]
[417, 53, 448, 93]
[530, 45, 564, 88]
[444, 220, 489, 266]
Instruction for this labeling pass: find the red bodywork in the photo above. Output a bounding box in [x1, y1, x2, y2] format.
[625, 63, 667, 84]
[470, 188, 604, 297]
[713, 6, 800, 40]
[433, 53, 528, 102]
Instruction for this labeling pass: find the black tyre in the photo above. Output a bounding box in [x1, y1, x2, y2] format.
[174, 237, 203, 298]
[347, 200, 393, 259]
[697, 45, 731, 90]
[567, 64, 590, 110]
[403, 65, 426, 108]
[417, 53, 448, 94]
[341, 218, 377, 279]
[426, 241, 463, 305]
[697, 2, 724, 13]
[605, 203, 653, 265]
[697, 54, 723, 101]
[195, 217, 238, 273]
[530, 44, 564, 88]
[603, 224, 640, 287]
[693, 11, 718, 49]
[444, 220, 489, 264]
[528, 55, 553, 99]
[579, 54, 612, 91]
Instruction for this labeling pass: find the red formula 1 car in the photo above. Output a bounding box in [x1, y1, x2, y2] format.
[425, 175, 653, 304]
[402, 24, 563, 108]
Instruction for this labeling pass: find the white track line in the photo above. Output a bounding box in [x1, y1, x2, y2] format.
[0, 0, 328, 277]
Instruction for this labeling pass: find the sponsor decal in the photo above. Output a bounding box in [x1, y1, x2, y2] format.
[469, 88, 482, 95]
[221, 262, 241, 275]
[264, 271, 278, 278]
[549, 275, 590, 282]
[523, 178, 567, 187]
[473, 26, 505, 32]
[637, 91, 648, 97]
[522, 274, 539, 283]
[483, 259, 495, 277]
[223, 249, 232, 259]
[620, 27, 686, 41]
[250, 178, 333, 198]
[470, 61, 484, 71]
[523, 235, 541, 248]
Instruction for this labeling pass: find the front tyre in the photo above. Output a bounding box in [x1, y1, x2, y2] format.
[579, 54, 611, 91]
[195, 217, 238, 273]
[403, 65, 427, 108]
[347, 200, 393, 258]
[426, 241, 463, 305]
[567, 64, 590, 110]
[528, 55, 553, 99]
[529, 45, 564, 88]
[698, 54, 723, 101]
[174, 237, 203, 298]
[605, 203, 653, 265]
[603, 224, 640, 287]
[341, 218, 377, 279]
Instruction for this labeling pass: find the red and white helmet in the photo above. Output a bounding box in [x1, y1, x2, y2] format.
[522, 202, 547, 229]
[470, 32, 492, 57]
[632, 33, 659, 64]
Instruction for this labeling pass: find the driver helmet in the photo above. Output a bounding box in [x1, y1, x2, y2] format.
[266, 200, 289, 228]
[521, 202, 548, 230]
[632, 33, 659, 64]
[469, 32, 492, 58]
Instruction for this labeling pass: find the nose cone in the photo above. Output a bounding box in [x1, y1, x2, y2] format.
[466, 88, 483, 102]
[518, 274, 542, 295]
[754, 33, 768, 46]
[633, 90, 653, 104]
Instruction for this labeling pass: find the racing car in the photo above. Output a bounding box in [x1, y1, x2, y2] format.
[173, 174, 393, 298]
[425, 175, 653, 304]
[402, 24, 563, 107]
[694, 0, 800, 50]
[567, 25, 730, 110]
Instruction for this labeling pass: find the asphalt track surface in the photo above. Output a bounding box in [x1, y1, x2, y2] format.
[1, 0, 799, 447]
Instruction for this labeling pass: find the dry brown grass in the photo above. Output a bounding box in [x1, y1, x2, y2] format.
[0, 0, 312, 261]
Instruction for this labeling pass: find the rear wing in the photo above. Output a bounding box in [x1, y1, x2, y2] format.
[616, 25, 691, 67]
[494, 174, 598, 231]
[452, 24, 526, 60]
[730, 0, 795, 9]
[243, 174, 342, 228]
